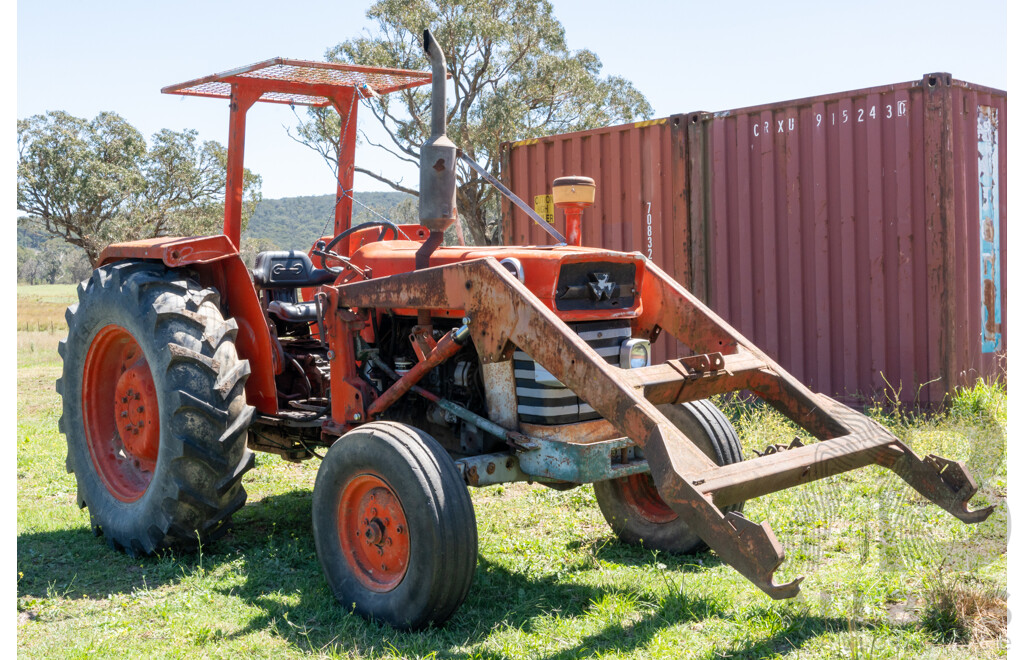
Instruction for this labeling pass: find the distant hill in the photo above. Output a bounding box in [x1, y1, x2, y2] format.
[243, 191, 416, 250]
[16, 191, 417, 253]
[17, 224, 49, 250]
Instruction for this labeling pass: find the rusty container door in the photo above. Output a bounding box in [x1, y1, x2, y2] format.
[686, 74, 1006, 407]
[499, 119, 686, 364]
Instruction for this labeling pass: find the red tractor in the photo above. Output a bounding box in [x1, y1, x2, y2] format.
[58, 32, 993, 630]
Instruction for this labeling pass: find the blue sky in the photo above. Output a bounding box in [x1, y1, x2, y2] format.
[16, 0, 1007, 200]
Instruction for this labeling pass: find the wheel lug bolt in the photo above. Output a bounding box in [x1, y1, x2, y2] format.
[121, 396, 128, 403]
[137, 406, 144, 413]
[120, 411, 128, 418]
[137, 421, 144, 428]
[396, 525, 403, 534]
[135, 393, 141, 400]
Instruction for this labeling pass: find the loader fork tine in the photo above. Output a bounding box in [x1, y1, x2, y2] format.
[816, 397, 995, 524]
[643, 423, 804, 599]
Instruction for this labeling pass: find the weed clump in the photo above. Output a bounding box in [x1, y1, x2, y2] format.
[920, 575, 1006, 645]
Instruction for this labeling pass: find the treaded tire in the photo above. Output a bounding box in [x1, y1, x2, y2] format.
[593, 399, 744, 554]
[312, 421, 477, 630]
[57, 260, 255, 555]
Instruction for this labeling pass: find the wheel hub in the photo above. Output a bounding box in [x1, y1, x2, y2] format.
[114, 359, 159, 466]
[621, 473, 677, 524]
[338, 473, 410, 592]
[82, 325, 160, 502]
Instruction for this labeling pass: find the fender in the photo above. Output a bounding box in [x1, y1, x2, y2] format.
[99, 236, 279, 414]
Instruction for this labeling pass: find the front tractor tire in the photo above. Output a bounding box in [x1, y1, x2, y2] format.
[57, 261, 255, 555]
[594, 399, 744, 554]
[312, 422, 477, 630]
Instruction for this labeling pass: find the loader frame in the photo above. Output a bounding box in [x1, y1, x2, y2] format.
[328, 256, 993, 599]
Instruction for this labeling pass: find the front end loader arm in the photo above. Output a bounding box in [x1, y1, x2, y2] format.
[334, 257, 993, 599]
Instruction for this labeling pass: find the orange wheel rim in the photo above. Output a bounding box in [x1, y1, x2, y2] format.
[82, 324, 160, 502]
[620, 473, 677, 524]
[338, 473, 410, 592]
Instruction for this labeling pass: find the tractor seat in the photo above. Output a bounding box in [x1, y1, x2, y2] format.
[252, 250, 336, 289]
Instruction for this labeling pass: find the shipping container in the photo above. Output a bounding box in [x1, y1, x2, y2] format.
[500, 73, 1006, 407]
[499, 117, 687, 364]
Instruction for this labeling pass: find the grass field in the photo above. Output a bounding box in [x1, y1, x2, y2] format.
[16, 283, 1007, 659]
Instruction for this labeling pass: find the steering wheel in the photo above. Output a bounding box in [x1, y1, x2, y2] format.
[314, 220, 401, 275]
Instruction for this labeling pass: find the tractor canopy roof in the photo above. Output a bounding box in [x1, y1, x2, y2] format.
[162, 58, 433, 107]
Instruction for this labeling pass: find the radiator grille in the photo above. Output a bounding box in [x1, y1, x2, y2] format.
[514, 320, 631, 424]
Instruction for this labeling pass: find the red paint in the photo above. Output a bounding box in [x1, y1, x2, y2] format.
[564, 207, 583, 246]
[618, 473, 677, 523]
[224, 86, 260, 248]
[98, 235, 238, 267]
[82, 325, 156, 502]
[113, 359, 159, 467]
[337, 473, 411, 592]
[193, 256, 282, 413]
[350, 241, 647, 323]
[330, 89, 359, 250]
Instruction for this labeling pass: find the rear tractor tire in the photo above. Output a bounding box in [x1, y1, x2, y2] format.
[593, 399, 744, 554]
[312, 422, 477, 630]
[57, 261, 255, 555]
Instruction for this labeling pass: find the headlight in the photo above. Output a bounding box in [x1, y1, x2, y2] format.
[499, 257, 525, 282]
[619, 339, 651, 369]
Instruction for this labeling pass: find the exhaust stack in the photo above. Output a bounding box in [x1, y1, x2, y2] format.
[417, 29, 457, 269]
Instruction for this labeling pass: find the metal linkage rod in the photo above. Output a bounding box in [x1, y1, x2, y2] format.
[459, 154, 567, 245]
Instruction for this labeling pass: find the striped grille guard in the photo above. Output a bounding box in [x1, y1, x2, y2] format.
[515, 320, 632, 424]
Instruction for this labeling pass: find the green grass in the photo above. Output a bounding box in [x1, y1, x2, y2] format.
[17, 284, 1007, 658]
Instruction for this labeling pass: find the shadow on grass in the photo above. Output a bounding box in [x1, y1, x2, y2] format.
[18, 488, 852, 658]
[567, 536, 726, 572]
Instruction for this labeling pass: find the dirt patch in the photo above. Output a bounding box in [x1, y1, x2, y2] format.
[885, 597, 920, 626]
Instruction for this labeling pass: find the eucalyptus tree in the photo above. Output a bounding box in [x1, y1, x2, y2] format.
[295, 0, 652, 244]
[18, 111, 261, 266]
